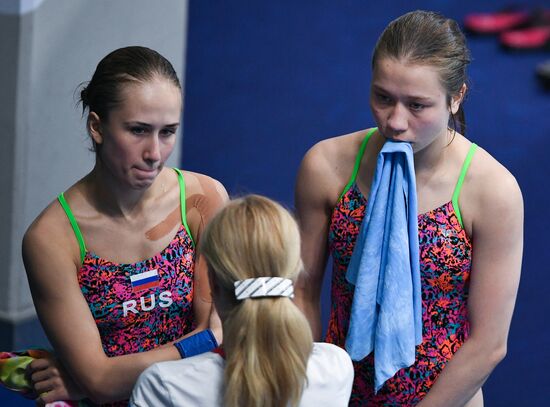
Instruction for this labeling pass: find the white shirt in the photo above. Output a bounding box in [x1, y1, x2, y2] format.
[130, 342, 354, 406]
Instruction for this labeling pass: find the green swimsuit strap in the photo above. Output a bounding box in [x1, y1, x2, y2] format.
[339, 127, 378, 200]
[58, 192, 87, 263]
[452, 143, 478, 229]
[173, 168, 195, 247]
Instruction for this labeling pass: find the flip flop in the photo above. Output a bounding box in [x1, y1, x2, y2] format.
[464, 9, 532, 34]
[500, 26, 550, 50]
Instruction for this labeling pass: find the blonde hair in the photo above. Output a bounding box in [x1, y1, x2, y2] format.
[200, 195, 313, 407]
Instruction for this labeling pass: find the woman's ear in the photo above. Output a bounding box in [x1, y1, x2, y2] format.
[450, 83, 467, 115]
[88, 112, 104, 146]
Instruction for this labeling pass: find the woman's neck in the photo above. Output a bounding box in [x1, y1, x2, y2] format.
[85, 162, 163, 220]
[413, 129, 453, 176]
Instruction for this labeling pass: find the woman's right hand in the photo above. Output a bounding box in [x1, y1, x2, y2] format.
[26, 354, 85, 405]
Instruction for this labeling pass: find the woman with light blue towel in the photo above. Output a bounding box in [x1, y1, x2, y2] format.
[295, 10, 523, 407]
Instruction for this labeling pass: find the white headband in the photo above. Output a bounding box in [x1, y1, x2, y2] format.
[234, 277, 294, 300]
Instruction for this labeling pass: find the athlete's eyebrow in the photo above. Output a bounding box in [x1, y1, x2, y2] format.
[371, 85, 435, 102]
[125, 121, 180, 127]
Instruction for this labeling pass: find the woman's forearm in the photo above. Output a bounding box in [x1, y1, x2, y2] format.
[417, 336, 506, 407]
[78, 344, 181, 404]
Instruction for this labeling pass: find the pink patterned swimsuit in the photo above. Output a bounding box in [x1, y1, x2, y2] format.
[76, 222, 194, 357]
[326, 130, 477, 406]
[58, 168, 195, 406]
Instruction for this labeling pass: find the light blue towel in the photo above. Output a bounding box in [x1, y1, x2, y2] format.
[345, 140, 422, 393]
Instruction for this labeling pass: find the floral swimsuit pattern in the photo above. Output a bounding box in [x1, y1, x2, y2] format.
[326, 131, 474, 406]
[59, 169, 195, 407]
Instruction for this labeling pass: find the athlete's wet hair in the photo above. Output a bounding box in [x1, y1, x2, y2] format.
[373, 10, 471, 136]
[78, 46, 181, 151]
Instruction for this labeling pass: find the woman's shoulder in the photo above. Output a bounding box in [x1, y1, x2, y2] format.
[462, 140, 521, 203]
[458, 138, 523, 233]
[472, 144, 517, 182]
[174, 169, 228, 236]
[24, 193, 71, 247]
[23, 192, 81, 269]
[310, 342, 353, 367]
[308, 342, 353, 381]
[297, 129, 373, 196]
[301, 343, 354, 405]
[302, 129, 371, 169]
[176, 169, 228, 201]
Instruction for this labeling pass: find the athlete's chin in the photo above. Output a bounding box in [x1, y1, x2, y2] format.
[125, 174, 156, 190]
[129, 177, 157, 190]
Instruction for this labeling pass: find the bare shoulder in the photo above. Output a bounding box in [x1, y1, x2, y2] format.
[297, 129, 370, 203]
[462, 144, 523, 232]
[23, 197, 81, 275]
[178, 170, 229, 232]
[301, 129, 368, 175]
[470, 146, 522, 203]
[179, 170, 228, 201]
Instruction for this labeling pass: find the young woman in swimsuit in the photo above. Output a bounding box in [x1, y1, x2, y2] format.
[23, 46, 227, 405]
[295, 10, 523, 406]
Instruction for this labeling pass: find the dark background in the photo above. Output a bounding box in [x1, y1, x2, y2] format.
[182, 1, 549, 405]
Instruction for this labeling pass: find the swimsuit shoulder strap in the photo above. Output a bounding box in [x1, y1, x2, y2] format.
[451, 143, 478, 229]
[57, 192, 87, 263]
[173, 168, 195, 246]
[339, 127, 377, 200]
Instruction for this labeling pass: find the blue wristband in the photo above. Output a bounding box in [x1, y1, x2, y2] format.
[174, 329, 218, 358]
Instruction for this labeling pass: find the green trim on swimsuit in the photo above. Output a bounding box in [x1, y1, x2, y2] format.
[174, 168, 195, 247]
[339, 128, 377, 200]
[57, 168, 195, 263]
[452, 143, 478, 229]
[58, 192, 87, 263]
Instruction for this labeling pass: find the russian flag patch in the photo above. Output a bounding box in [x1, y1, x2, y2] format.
[130, 269, 159, 293]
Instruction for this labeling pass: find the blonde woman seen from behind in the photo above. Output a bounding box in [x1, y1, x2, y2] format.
[131, 195, 354, 407]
